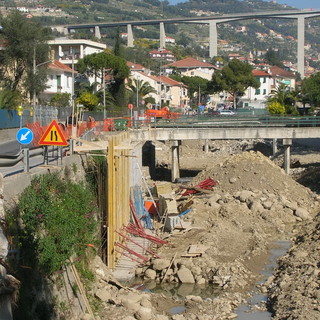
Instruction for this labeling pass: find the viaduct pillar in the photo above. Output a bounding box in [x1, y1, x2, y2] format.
[160, 22, 166, 48]
[297, 16, 305, 79]
[283, 138, 292, 174]
[127, 24, 134, 47]
[94, 26, 101, 39]
[209, 21, 218, 58]
[171, 140, 180, 182]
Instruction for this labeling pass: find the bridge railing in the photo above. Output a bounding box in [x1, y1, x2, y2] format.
[149, 115, 320, 128]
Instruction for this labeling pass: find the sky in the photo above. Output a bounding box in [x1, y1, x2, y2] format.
[168, 0, 319, 9]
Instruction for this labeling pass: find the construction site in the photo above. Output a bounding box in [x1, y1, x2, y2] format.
[1, 124, 320, 319]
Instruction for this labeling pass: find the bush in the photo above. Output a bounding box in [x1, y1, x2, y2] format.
[17, 173, 98, 275]
[266, 101, 286, 115]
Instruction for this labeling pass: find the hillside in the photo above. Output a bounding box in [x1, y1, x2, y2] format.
[7, 0, 320, 68]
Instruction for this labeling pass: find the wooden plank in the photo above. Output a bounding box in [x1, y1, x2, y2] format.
[181, 253, 201, 257]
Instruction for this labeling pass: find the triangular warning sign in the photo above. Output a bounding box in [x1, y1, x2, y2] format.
[39, 120, 68, 146]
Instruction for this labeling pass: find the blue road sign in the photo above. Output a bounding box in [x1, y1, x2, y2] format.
[16, 128, 34, 145]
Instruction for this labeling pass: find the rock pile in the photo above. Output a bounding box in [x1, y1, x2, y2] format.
[266, 212, 320, 320]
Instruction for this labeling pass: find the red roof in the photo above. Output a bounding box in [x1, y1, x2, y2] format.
[48, 60, 75, 73]
[165, 57, 216, 69]
[149, 49, 173, 54]
[253, 70, 271, 77]
[127, 61, 144, 70]
[269, 66, 295, 79]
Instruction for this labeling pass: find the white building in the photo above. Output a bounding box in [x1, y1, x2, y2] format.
[241, 70, 272, 109]
[48, 39, 106, 68]
[39, 60, 76, 103]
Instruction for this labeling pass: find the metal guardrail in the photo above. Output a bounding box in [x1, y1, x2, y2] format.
[1, 115, 320, 177]
[151, 115, 320, 129]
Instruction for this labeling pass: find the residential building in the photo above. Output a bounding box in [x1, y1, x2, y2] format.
[164, 57, 217, 80]
[269, 65, 296, 89]
[241, 70, 272, 109]
[130, 71, 189, 109]
[39, 59, 76, 103]
[149, 48, 175, 62]
[48, 39, 106, 69]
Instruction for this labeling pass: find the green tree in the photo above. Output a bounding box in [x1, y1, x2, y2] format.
[301, 72, 320, 107]
[50, 93, 71, 108]
[0, 89, 21, 109]
[77, 51, 130, 108]
[207, 59, 260, 107]
[268, 83, 299, 114]
[0, 11, 51, 100]
[264, 48, 284, 67]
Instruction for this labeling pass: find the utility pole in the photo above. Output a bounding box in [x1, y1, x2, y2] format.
[103, 68, 106, 119]
[71, 48, 76, 138]
[33, 47, 36, 123]
[136, 75, 140, 110]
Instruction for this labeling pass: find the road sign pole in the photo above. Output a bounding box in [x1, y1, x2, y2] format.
[44, 146, 48, 165]
[23, 148, 30, 172]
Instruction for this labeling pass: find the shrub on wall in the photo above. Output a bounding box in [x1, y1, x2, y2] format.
[17, 172, 98, 275]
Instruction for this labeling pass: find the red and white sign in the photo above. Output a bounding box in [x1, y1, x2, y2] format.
[128, 104, 134, 110]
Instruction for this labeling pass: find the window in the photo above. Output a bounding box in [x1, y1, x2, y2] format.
[263, 77, 266, 83]
[263, 89, 266, 95]
[255, 89, 261, 95]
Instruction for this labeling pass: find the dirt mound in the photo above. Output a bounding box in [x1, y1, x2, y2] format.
[192, 151, 315, 208]
[134, 149, 319, 319]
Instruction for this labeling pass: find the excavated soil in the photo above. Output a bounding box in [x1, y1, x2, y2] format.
[89, 139, 320, 320]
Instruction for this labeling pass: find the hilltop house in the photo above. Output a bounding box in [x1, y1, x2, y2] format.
[164, 57, 217, 80]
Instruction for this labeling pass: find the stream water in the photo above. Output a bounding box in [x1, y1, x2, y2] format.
[236, 240, 291, 319]
[127, 240, 291, 317]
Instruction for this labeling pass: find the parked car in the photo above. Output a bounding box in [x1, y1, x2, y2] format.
[219, 110, 236, 115]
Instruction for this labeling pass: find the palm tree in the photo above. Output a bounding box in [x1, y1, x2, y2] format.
[268, 83, 299, 114]
[127, 78, 157, 107]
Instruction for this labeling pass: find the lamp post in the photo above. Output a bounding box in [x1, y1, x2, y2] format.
[71, 50, 76, 138]
[103, 68, 106, 119]
[136, 75, 140, 110]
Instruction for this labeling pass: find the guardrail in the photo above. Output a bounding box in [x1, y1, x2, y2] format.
[2, 114, 320, 177]
[151, 115, 320, 128]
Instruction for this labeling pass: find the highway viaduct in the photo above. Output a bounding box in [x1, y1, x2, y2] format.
[52, 9, 320, 78]
[129, 125, 320, 180]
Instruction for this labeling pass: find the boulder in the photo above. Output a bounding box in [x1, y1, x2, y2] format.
[294, 207, 312, 221]
[237, 190, 254, 203]
[95, 288, 112, 302]
[134, 307, 153, 320]
[144, 268, 157, 280]
[177, 266, 195, 283]
[153, 259, 171, 271]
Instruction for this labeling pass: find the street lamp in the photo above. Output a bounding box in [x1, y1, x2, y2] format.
[136, 75, 140, 109]
[103, 68, 106, 119]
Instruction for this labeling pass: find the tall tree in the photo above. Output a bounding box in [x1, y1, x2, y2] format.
[264, 48, 284, 67]
[77, 51, 130, 108]
[0, 11, 51, 101]
[207, 59, 260, 107]
[301, 72, 320, 107]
